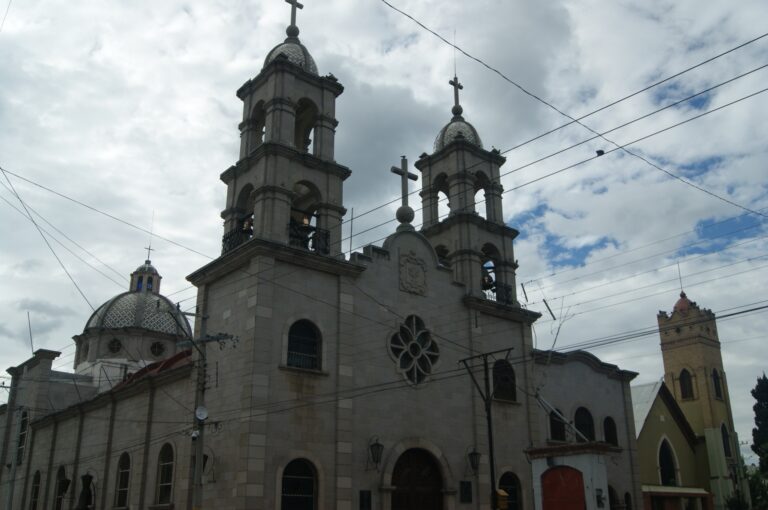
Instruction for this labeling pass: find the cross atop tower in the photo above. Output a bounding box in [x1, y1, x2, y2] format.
[449, 75, 463, 116]
[144, 244, 154, 261]
[390, 156, 418, 208]
[286, 0, 303, 29]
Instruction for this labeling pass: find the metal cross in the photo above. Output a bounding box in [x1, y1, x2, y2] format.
[285, 0, 304, 26]
[390, 156, 417, 208]
[144, 244, 154, 260]
[449, 75, 463, 108]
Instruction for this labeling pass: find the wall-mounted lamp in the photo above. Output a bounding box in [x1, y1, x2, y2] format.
[367, 437, 384, 470]
[467, 447, 481, 475]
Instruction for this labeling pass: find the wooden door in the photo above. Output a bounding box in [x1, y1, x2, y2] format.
[391, 449, 443, 510]
[541, 466, 586, 510]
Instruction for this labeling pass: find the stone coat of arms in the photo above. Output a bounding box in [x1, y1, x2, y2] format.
[399, 251, 427, 295]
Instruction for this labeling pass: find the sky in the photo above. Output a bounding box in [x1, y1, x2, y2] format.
[1, 0, 767, 464]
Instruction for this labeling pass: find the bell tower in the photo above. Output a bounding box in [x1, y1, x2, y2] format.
[415, 75, 518, 304]
[220, 0, 350, 257]
[658, 292, 737, 445]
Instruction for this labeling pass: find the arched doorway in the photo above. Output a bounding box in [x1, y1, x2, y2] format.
[391, 448, 442, 510]
[541, 466, 586, 510]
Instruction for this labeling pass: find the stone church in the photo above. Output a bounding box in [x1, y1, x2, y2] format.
[1, 4, 645, 510]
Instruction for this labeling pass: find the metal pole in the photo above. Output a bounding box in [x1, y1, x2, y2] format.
[192, 313, 207, 510]
[482, 355, 498, 510]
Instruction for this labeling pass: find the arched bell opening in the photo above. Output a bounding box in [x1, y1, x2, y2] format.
[223, 184, 256, 253]
[435, 245, 450, 267]
[294, 98, 319, 154]
[481, 243, 501, 299]
[474, 171, 492, 220]
[434, 173, 450, 221]
[249, 100, 266, 152]
[289, 181, 328, 255]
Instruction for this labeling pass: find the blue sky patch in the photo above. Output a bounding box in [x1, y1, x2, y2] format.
[543, 234, 619, 268]
[675, 213, 765, 257]
[678, 156, 723, 179]
[652, 82, 712, 111]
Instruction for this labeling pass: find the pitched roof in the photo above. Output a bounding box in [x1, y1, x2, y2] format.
[630, 380, 698, 446]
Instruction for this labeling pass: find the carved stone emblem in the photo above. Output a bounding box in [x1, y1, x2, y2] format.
[399, 251, 427, 295]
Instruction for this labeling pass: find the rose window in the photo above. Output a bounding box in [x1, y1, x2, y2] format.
[389, 315, 439, 385]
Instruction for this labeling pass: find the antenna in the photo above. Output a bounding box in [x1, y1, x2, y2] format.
[677, 262, 684, 292]
[27, 311, 34, 353]
[145, 209, 155, 260]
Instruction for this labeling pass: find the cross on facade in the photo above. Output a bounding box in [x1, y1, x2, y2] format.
[449, 75, 463, 109]
[390, 156, 417, 208]
[285, 0, 303, 27]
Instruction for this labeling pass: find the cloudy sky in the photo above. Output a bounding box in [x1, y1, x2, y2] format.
[1, 0, 766, 462]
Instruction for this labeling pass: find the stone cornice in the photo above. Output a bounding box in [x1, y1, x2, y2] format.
[532, 349, 638, 382]
[236, 59, 344, 100]
[187, 236, 366, 285]
[220, 142, 352, 184]
[421, 212, 519, 239]
[414, 141, 506, 169]
[463, 296, 541, 324]
[526, 441, 622, 459]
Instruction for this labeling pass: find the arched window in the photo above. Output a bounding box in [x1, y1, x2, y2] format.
[549, 410, 566, 441]
[659, 439, 677, 486]
[281, 458, 317, 510]
[712, 369, 723, 399]
[136, 276, 143, 291]
[679, 369, 694, 399]
[493, 360, 516, 401]
[287, 320, 321, 370]
[115, 452, 131, 508]
[53, 466, 69, 510]
[721, 424, 732, 457]
[498, 472, 521, 510]
[603, 416, 618, 446]
[155, 444, 174, 505]
[608, 486, 619, 509]
[433, 173, 450, 222]
[574, 407, 595, 442]
[29, 471, 41, 510]
[16, 410, 28, 465]
[294, 99, 318, 154]
[147, 276, 154, 291]
[474, 171, 492, 219]
[624, 492, 633, 510]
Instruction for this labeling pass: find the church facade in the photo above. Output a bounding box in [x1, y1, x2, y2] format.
[1, 5, 644, 510]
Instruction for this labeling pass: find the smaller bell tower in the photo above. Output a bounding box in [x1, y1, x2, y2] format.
[415, 75, 518, 304]
[658, 292, 733, 436]
[220, 0, 350, 258]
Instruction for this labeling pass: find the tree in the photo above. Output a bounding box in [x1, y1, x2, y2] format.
[753, 373, 768, 474]
[748, 470, 768, 510]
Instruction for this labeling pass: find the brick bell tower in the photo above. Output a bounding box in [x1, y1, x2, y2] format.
[219, 0, 350, 258]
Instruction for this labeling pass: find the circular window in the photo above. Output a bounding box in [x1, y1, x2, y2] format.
[150, 342, 166, 357]
[108, 338, 122, 354]
[389, 315, 439, 385]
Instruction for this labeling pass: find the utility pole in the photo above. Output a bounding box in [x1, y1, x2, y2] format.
[179, 308, 238, 510]
[460, 348, 512, 510]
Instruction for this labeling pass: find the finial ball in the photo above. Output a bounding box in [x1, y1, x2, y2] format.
[286, 25, 300, 37]
[452, 104, 463, 116]
[396, 205, 415, 224]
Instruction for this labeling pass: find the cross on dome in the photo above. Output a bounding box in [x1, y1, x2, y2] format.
[449, 75, 464, 117]
[144, 244, 154, 261]
[285, 0, 304, 37]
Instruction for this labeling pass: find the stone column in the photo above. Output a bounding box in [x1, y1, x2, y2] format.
[485, 182, 504, 225]
[316, 203, 346, 257]
[264, 97, 296, 146]
[447, 172, 475, 215]
[420, 188, 439, 228]
[252, 186, 293, 245]
[314, 115, 338, 161]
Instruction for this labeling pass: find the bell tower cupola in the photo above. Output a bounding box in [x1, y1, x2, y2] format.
[220, 0, 350, 258]
[415, 75, 518, 305]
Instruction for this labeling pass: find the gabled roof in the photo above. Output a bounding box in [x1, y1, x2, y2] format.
[631, 380, 698, 446]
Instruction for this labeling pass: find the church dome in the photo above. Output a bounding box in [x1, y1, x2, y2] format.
[673, 291, 694, 314]
[84, 291, 192, 338]
[263, 28, 318, 75]
[133, 260, 159, 275]
[433, 107, 484, 152]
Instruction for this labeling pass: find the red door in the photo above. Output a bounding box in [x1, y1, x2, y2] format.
[541, 466, 586, 510]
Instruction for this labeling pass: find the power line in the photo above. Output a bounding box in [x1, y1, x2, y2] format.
[1, 167, 94, 311]
[0, 0, 12, 32]
[378, 0, 768, 219]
